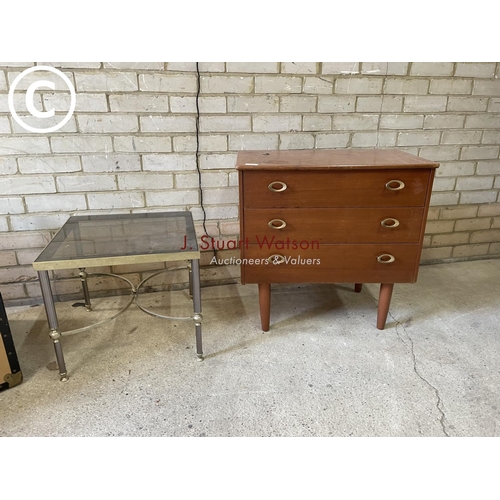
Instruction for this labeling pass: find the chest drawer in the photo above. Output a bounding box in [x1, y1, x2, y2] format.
[243, 207, 425, 244]
[242, 169, 431, 208]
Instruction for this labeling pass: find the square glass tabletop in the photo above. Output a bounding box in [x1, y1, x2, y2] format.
[33, 212, 200, 271]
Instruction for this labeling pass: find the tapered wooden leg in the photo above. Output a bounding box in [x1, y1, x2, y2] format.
[377, 283, 394, 330]
[258, 283, 271, 332]
[354, 283, 363, 293]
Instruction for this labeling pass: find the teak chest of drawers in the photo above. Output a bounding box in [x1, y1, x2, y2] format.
[236, 149, 439, 331]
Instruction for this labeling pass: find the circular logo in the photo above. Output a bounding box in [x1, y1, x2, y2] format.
[8, 65, 76, 133]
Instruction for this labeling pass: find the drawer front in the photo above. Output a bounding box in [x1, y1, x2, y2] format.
[241, 244, 420, 284]
[243, 207, 424, 244]
[243, 169, 431, 208]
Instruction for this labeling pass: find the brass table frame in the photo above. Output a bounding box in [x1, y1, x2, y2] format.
[33, 213, 203, 381]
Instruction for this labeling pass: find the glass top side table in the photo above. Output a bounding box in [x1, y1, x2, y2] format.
[33, 211, 203, 381]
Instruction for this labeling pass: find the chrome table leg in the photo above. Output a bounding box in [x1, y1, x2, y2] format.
[191, 259, 203, 360]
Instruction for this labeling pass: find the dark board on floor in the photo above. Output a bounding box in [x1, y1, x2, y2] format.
[0, 293, 23, 391]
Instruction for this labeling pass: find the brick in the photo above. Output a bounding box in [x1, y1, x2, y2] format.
[228, 172, 238, 186]
[0, 175, 55, 194]
[219, 221, 240, 235]
[473, 80, 500, 96]
[318, 96, 354, 113]
[495, 177, 500, 189]
[431, 233, 470, 247]
[422, 235, 432, 247]
[227, 95, 279, 113]
[429, 79, 472, 94]
[351, 132, 397, 148]
[142, 154, 196, 171]
[175, 172, 227, 189]
[40, 62, 100, 69]
[202, 187, 238, 205]
[280, 133, 315, 149]
[183, 62, 224, 72]
[493, 217, 500, 228]
[424, 220, 455, 234]
[470, 229, 500, 243]
[0, 265, 37, 283]
[201, 76, 253, 94]
[140, 115, 195, 133]
[455, 218, 491, 231]
[253, 115, 301, 132]
[139, 73, 197, 92]
[228, 133, 278, 151]
[117, 173, 173, 190]
[476, 161, 500, 175]
[420, 247, 452, 260]
[280, 95, 317, 112]
[18, 155, 81, 173]
[255, 76, 302, 94]
[227, 62, 278, 73]
[356, 96, 403, 112]
[10, 114, 77, 134]
[303, 115, 331, 131]
[490, 242, 500, 254]
[384, 78, 429, 94]
[201, 115, 251, 132]
[0, 72, 5, 91]
[440, 205, 478, 220]
[0, 157, 17, 174]
[0, 136, 50, 155]
[173, 135, 227, 152]
[10, 214, 69, 231]
[25, 194, 86, 212]
[335, 77, 383, 94]
[15, 248, 43, 265]
[0, 62, 33, 67]
[465, 114, 500, 129]
[404, 96, 447, 112]
[0, 231, 50, 251]
[478, 204, 500, 216]
[104, 62, 164, 70]
[44, 92, 108, 112]
[430, 192, 460, 206]
[315, 133, 350, 148]
[321, 62, 359, 74]
[456, 176, 494, 191]
[0, 116, 11, 134]
[460, 146, 499, 160]
[332, 114, 378, 130]
[397, 131, 440, 146]
[487, 99, 500, 112]
[0, 250, 16, 267]
[482, 131, 500, 144]
[455, 63, 496, 78]
[441, 131, 482, 145]
[8, 70, 74, 90]
[0, 217, 7, 231]
[423, 115, 465, 129]
[170, 96, 226, 113]
[379, 114, 424, 129]
[109, 94, 169, 112]
[460, 191, 497, 204]
[0, 197, 24, 214]
[146, 190, 199, 206]
[410, 62, 454, 76]
[57, 174, 116, 192]
[303, 76, 333, 94]
[82, 154, 141, 172]
[281, 62, 317, 74]
[75, 72, 138, 91]
[88, 192, 144, 210]
[432, 177, 456, 191]
[427, 207, 440, 220]
[452, 244, 490, 258]
[114, 136, 172, 153]
[77, 114, 138, 133]
[203, 205, 238, 220]
[165, 62, 195, 71]
[0, 283, 27, 300]
[51, 135, 112, 153]
[420, 146, 460, 161]
[360, 62, 408, 75]
[447, 97, 488, 112]
[199, 153, 237, 170]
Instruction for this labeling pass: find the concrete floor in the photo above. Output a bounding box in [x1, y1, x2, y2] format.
[0, 259, 499, 437]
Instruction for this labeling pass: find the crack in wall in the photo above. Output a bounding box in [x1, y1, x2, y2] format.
[362, 288, 450, 437]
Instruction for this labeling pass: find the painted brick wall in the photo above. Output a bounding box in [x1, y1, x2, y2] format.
[1, 62, 499, 304]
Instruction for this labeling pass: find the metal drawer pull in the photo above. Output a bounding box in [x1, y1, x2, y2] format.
[385, 180, 405, 191]
[268, 181, 287, 192]
[381, 218, 400, 228]
[267, 254, 286, 265]
[268, 219, 287, 230]
[377, 254, 396, 264]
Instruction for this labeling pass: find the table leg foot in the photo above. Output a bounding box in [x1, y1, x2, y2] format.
[354, 283, 363, 293]
[258, 283, 271, 332]
[377, 283, 394, 330]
